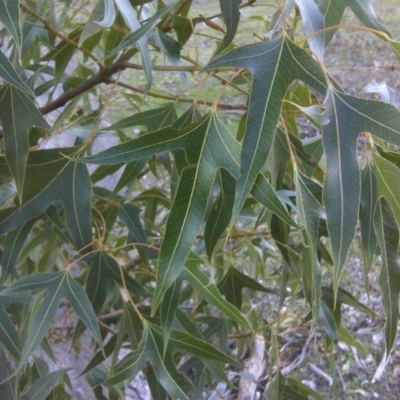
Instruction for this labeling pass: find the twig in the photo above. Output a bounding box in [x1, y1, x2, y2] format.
[372, 350, 390, 383]
[309, 364, 333, 386]
[99, 309, 124, 321]
[110, 79, 248, 111]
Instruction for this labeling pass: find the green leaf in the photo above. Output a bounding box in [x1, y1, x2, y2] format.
[373, 198, 400, 357]
[204, 168, 236, 260]
[0, 0, 22, 53]
[95, 0, 116, 28]
[41, 27, 82, 83]
[171, 15, 193, 46]
[251, 173, 297, 227]
[112, 1, 177, 89]
[374, 152, 400, 226]
[294, 0, 325, 61]
[100, 102, 177, 132]
[216, 265, 277, 309]
[1, 219, 36, 283]
[349, 0, 391, 38]
[295, 167, 321, 319]
[161, 277, 182, 348]
[0, 148, 92, 251]
[0, 290, 31, 360]
[216, 0, 241, 55]
[169, 329, 241, 366]
[360, 163, 378, 274]
[107, 322, 193, 399]
[322, 89, 400, 296]
[119, 204, 152, 264]
[3, 272, 102, 368]
[86, 251, 148, 316]
[316, 0, 348, 44]
[20, 368, 70, 400]
[203, 36, 327, 222]
[79, 1, 105, 45]
[182, 253, 252, 331]
[0, 84, 49, 199]
[0, 50, 33, 95]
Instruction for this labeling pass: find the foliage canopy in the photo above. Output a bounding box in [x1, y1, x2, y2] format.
[0, 0, 400, 398]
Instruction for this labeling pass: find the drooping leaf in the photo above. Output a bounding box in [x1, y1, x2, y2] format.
[374, 152, 400, 226]
[360, 163, 378, 274]
[3, 272, 102, 368]
[1, 219, 36, 283]
[0, 84, 49, 199]
[161, 277, 182, 348]
[322, 89, 400, 296]
[373, 198, 400, 356]
[204, 168, 236, 260]
[203, 35, 327, 222]
[0, 50, 33, 95]
[119, 204, 153, 264]
[294, 0, 325, 61]
[216, 0, 241, 55]
[0, 0, 22, 52]
[0, 290, 32, 360]
[349, 0, 391, 38]
[295, 167, 321, 319]
[95, 0, 116, 28]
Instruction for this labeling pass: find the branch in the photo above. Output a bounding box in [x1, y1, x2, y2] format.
[39, 59, 128, 115]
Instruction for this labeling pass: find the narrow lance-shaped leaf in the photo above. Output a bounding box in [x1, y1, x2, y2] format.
[182, 253, 252, 331]
[2, 272, 102, 369]
[96, 0, 115, 27]
[0, 291, 32, 360]
[349, 0, 391, 37]
[203, 35, 327, 222]
[295, 167, 322, 320]
[105, 3, 177, 59]
[373, 198, 400, 357]
[0, 50, 33, 95]
[216, 0, 241, 55]
[204, 168, 236, 260]
[161, 278, 182, 349]
[1, 219, 36, 284]
[322, 89, 400, 295]
[21, 368, 70, 400]
[216, 265, 277, 309]
[0, 0, 22, 54]
[251, 173, 297, 227]
[360, 163, 378, 274]
[373, 152, 400, 226]
[0, 85, 50, 199]
[294, 0, 325, 61]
